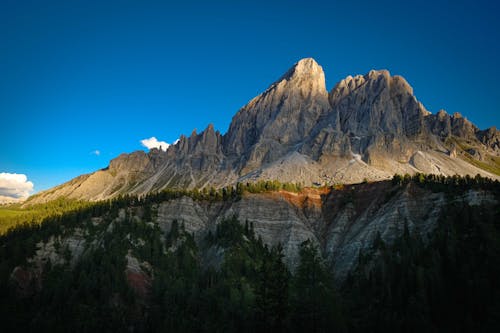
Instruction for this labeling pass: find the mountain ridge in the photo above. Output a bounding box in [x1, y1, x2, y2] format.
[26, 58, 500, 204]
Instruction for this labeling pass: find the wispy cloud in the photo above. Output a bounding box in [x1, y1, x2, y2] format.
[0, 172, 34, 202]
[141, 137, 170, 151]
[91, 150, 101, 156]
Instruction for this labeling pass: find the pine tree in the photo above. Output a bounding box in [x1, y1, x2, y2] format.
[291, 240, 345, 332]
[255, 244, 289, 332]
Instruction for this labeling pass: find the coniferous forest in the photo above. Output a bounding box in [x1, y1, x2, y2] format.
[0, 175, 499, 332]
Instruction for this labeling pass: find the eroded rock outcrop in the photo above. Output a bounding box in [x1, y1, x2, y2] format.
[17, 182, 498, 285]
[147, 183, 498, 279]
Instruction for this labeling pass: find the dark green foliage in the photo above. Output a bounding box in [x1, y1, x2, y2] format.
[291, 240, 345, 333]
[392, 172, 500, 193]
[139, 180, 301, 206]
[342, 200, 500, 333]
[242, 180, 302, 194]
[0, 214, 137, 332]
[254, 244, 290, 332]
[211, 215, 245, 247]
[0, 198, 96, 234]
[148, 222, 201, 332]
[0, 210, 348, 332]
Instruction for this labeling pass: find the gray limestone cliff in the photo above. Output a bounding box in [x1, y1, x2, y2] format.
[19, 182, 499, 283]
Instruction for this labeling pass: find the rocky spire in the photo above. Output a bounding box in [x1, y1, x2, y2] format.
[275, 58, 328, 97]
[330, 69, 428, 138]
[224, 58, 331, 168]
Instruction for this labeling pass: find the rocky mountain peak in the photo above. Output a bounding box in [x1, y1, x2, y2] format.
[437, 109, 448, 119]
[109, 151, 150, 173]
[330, 70, 414, 107]
[329, 74, 365, 104]
[273, 57, 327, 98]
[224, 58, 331, 164]
[477, 126, 500, 153]
[330, 68, 428, 139]
[391, 75, 413, 95]
[361, 70, 414, 97]
[281, 57, 323, 78]
[205, 123, 215, 132]
[366, 68, 390, 80]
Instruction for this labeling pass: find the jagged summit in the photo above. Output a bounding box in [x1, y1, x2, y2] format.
[224, 57, 330, 165]
[278, 57, 321, 76]
[278, 57, 325, 84]
[260, 58, 328, 99]
[330, 70, 416, 107]
[294, 57, 321, 71]
[26, 58, 500, 204]
[330, 68, 429, 139]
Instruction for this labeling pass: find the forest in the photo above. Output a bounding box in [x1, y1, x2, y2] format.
[0, 174, 499, 332]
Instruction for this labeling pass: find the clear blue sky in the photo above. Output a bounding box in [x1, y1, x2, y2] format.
[1, 0, 499, 194]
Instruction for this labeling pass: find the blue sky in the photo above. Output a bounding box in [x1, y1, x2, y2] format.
[1, 0, 499, 195]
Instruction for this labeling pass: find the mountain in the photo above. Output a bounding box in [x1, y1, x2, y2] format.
[3, 58, 500, 331]
[26, 58, 500, 204]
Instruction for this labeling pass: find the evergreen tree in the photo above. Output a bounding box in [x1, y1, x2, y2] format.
[291, 240, 345, 332]
[255, 244, 289, 332]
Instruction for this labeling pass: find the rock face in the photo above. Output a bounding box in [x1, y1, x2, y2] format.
[27, 58, 500, 204]
[16, 183, 499, 283]
[477, 126, 500, 153]
[156, 190, 322, 268]
[153, 183, 496, 280]
[224, 58, 331, 172]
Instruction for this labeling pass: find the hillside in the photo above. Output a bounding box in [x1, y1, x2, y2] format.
[1, 176, 499, 331]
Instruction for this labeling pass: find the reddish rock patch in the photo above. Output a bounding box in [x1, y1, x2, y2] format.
[125, 269, 151, 300]
[266, 187, 329, 209]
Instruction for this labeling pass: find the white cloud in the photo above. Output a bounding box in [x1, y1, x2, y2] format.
[0, 172, 34, 200]
[140, 137, 170, 151]
[91, 150, 101, 156]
